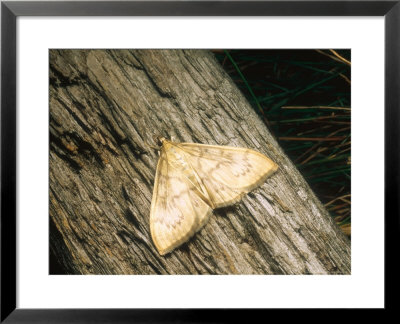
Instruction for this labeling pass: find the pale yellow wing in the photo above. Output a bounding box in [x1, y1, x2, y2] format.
[149, 152, 212, 255]
[178, 143, 278, 208]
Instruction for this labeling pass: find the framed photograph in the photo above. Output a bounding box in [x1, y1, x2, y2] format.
[1, 0, 396, 321]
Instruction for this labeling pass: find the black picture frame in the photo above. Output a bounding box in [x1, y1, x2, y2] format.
[1, 0, 397, 322]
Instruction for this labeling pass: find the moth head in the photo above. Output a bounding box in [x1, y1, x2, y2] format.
[153, 136, 167, 147]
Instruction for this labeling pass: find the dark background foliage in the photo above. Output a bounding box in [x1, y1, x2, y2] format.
[213, 49, 351, 237]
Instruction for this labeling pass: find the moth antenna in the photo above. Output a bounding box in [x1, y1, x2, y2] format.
[153, 135, 168, 147]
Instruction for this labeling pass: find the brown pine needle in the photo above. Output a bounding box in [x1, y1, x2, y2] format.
[298, 125, 332, 136]
[279, 136, 346, 141]
[294, 142, 321, 163]
[325, 194, 351, 207]
[339, 197, 351, 204]
[340, 223, 351, 236]
[282, 105, 351, 111]
[315, 120, 351, 125]
[330, 49, 351, 66]
[339, 73, 351, 85]
[316, 49, 350, 66]
[300, 147, 327, 165]
[329, 203, 349, 211]
[337, 147, 351, 155]
[327, 126, 351, 138]
[334, 210, 351, 222]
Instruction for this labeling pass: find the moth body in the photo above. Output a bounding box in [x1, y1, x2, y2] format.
[150, 138, 278, 255]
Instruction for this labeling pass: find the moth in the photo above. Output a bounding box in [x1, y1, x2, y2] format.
[150, 137, 278, 255]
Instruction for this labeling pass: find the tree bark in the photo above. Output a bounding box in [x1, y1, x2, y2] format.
[49, 49, 351, 274]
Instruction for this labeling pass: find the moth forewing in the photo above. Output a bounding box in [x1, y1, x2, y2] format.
[149, 139, 278, 255]
[178, 143, 278, 208]
[149, 143, 212, 256]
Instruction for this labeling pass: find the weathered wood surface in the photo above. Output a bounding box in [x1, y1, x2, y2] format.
[49, 49, 351, 274]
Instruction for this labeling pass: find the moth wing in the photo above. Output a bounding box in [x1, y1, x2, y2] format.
[150, 153, 212, 255]
[179, 143, 278, 208]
